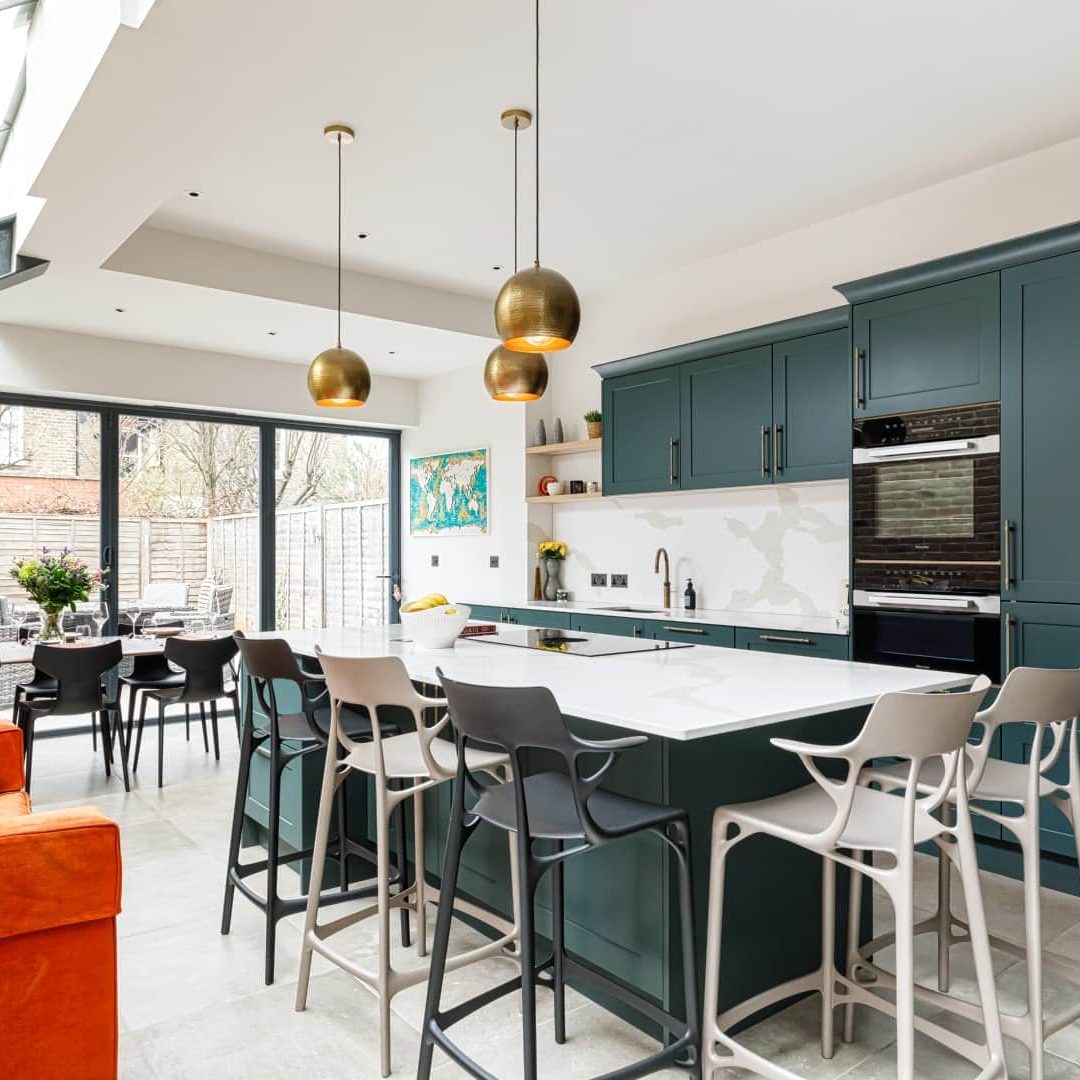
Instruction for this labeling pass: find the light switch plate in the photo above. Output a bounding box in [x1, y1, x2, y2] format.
[611, 574, 628, 588]
[489, 555, 500, 568]
[430, 554, 439, 567]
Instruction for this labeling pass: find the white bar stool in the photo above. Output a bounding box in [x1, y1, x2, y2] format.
[860, 665, 1080, 1080]
[295, 650, 519, 1078]
[701, 677, 1006, 1080]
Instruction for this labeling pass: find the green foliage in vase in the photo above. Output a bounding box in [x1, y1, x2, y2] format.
[10, 547, 107, 613]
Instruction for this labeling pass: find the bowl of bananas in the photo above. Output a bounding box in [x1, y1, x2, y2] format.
[399, 593, 471, 649]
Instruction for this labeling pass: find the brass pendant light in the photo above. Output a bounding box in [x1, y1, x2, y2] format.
[485, 108, 549, 401]
[307, 124, 371, 408]
[494, 0, 580, 353]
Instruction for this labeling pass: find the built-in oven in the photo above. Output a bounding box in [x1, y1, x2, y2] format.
[852, 404, 1001, 682]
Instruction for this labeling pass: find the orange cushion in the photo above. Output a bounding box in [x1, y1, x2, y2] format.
[0, 790, 30, 818]
[0, 721, 24, 793]
[0, 809, 121, 939]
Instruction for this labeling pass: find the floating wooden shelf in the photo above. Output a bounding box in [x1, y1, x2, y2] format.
[525, 438, 601, 457]
[526, 491, 603, 504]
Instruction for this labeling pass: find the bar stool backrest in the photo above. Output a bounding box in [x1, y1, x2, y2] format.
[233, 632, 326, 741]
[966, 665, 1080, 794]
[163, 635, 239, 700]
[436, 668, 646, 846]
[773, 676, 992, 850]
[31, 640, 122, 717]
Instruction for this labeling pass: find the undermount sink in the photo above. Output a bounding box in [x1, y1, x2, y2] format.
[603, 606, 667, 615]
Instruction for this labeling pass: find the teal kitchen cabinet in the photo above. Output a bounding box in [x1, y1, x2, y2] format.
[1001, 250, 1080, 604]
[467, 603, 506, 623]
[735, 626, 849, 660]
[510, 608, 573, 630]
[648, 619, 734, 648]
[851, 273, 1000, 417]
[569, 612, 647, 638]
[772, 328, 851, 483]
[601, 368, 681, 495]
[1000, 602, 1080, 857]
[679, 346, 773, 490]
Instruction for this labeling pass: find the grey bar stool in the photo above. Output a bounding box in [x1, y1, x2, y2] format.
[701, 678, 1006, 1080]
[418, 668, 699, 1080]
[296, 650, 519, 1079]
[861, 665, 1080, 1080]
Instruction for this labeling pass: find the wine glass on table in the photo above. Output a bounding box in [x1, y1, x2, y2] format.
[91, 601, 109, 638]
[126, 602, 142, 640]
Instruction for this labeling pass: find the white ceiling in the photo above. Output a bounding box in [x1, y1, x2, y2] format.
[3, 0, 1080, 376]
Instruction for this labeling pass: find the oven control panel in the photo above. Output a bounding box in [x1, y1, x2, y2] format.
[854, 402, 1000, 447]
[854, 563, 1002, 595]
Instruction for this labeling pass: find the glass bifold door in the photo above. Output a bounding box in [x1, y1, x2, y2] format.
[0, 397, 399, 638]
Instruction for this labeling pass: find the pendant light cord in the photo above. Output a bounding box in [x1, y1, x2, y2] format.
[534, 0, 540, 268]
[336, 133, 343, 348]
[513, 118, 519, 273]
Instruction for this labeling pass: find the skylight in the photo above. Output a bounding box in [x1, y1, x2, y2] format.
[0, 1, 37, 164]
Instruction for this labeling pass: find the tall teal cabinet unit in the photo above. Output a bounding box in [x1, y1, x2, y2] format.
[596, 308, 851, 497]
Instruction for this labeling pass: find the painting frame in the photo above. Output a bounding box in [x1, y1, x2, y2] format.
[408, 446, 490, 537]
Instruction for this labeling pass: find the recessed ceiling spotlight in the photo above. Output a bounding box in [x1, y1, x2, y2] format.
[492, 265, 503, 271]
[114, 307, 125, 313]
[388, 350, 396, 355]
[267, 330, 277, 336]
[187, 190, 201, 198]
[356, 232, 369, 240]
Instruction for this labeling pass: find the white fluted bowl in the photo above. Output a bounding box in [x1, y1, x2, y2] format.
[399, 604, 471, 649]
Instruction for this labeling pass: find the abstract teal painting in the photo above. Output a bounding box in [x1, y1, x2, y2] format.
[409, 447, 489, 535]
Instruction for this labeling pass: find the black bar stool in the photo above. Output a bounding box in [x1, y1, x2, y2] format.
[418, 669, 700, 1080]
[224, 633, 410, 985]
[16, 640, 129, 793]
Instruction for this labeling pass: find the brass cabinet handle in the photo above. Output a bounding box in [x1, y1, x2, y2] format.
[853, 347, 865, 409]
[760, 426, 770, 478]
[759, 634, 813, 646]
[1002, 519, 1013, 591]
[1004, 613, 1014, 674]
[661, 625, 707, 635]
[669, 438, 678, 485]
[773, 424, 783, 474]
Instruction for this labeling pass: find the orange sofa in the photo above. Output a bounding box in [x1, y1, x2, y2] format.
[0, 721, 122, 1080]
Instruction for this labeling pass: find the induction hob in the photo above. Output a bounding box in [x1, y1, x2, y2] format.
[468, 627, 694, 657]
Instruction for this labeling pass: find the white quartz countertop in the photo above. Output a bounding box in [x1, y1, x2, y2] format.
[252, 626, 965, 742]
[474, 599, 849, 637]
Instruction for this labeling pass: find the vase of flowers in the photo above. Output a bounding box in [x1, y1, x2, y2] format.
[10, 548, 106, 643]
[537, 540, 567, 601]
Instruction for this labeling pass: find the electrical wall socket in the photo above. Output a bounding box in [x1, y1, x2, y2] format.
[611, 574, 628, 588]
[489, 555, 500, 568]
[430, 554, 439, 567]
[590, 573, 608, 587]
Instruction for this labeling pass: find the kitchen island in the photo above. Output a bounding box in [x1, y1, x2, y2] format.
[242, 625, 969, 1039]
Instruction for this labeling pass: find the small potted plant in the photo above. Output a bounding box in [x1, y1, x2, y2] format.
[10, 547, 106, 642]
[584, 409, 602, 439]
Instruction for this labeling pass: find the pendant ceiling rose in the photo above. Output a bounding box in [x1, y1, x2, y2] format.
[308, 123, 371, 408]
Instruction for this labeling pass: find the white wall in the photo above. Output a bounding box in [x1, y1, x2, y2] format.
[0, 324, 418, 428]
[400, 369, 529, 606]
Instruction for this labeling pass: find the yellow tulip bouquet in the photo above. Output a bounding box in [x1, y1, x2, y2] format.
[537, 540, 568, 561]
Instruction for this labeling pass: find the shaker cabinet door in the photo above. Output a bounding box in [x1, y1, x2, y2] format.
[602, 369, 681, 495]
[852, 273, 1000, 417]
[679, 346, 773, 490]
[1001, 250, 1080, 603]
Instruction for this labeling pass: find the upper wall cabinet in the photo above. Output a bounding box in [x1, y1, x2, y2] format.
[597, 309, 850, 497]
[772, 328, 850, 483]
[680, 346, 773, 490]
[850, 274, 1000, 417]
[1001, 250, 1080, 603]
[601, 368, 681, 495]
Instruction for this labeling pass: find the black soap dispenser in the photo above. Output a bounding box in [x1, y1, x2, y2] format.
[683, 578, 696, 611]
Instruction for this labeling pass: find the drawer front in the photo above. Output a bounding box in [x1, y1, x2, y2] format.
[466, 604, 505, 623]
[508, 608, 573, 629]
[647, 620, 734, 647]
[569, 613, 646, 637]
[735, 627, 849, 659]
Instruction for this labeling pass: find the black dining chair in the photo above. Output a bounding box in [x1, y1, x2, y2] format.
[133, 635, 241, 787]
[16, 640, 128, 793]
[224, 633, 409, 984]
[418, 669, 700, 1080]
[119, 652, 188, 750]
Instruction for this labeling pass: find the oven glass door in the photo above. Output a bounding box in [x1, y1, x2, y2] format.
[853, 450, 1000, 571]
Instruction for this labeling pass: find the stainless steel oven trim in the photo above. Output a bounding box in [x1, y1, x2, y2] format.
[852, 434, 999, 465]
[853, 589, 1000, 614]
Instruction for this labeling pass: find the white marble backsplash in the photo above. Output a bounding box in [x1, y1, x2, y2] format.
[546, 479, 850, 620]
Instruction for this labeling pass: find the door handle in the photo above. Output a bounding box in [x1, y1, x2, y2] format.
[773, 424, 783, 474]
[853, 347, 865, 409]
[759, 426, 770, 478]
[1002, 519, 1013, 591]
[668, 438, 678, 485]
